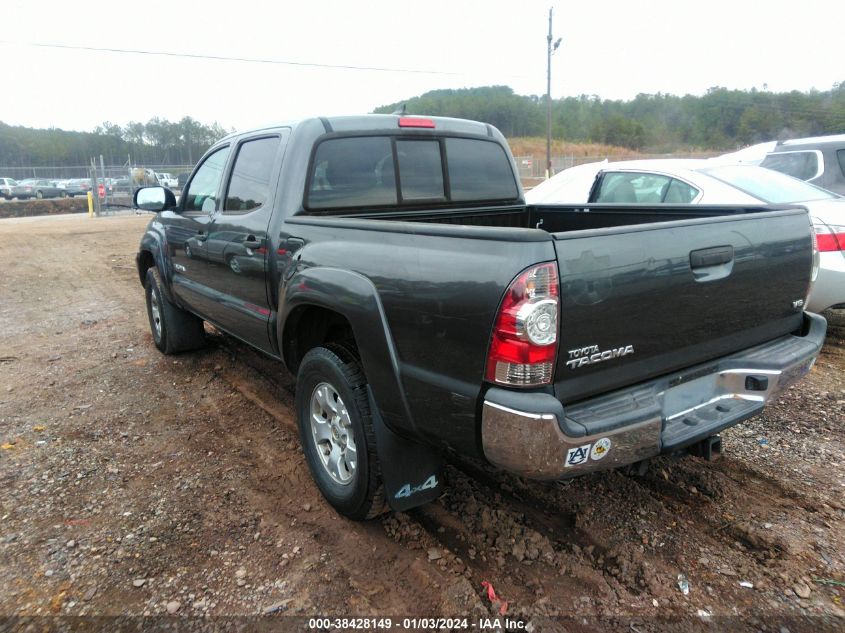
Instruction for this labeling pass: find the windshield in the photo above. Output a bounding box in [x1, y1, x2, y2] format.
[700, 165, 838, 203]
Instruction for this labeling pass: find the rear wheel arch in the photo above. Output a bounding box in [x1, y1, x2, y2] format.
[279, 268, 419, 442]
[282, 304, 357, 374]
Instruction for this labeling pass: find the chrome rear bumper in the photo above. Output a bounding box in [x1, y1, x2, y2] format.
[481, 313, 826, 479]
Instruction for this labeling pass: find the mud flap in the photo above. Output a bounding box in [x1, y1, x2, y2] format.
[367, 386, 444, 512]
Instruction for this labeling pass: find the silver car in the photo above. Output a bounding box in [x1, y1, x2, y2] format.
[0, 177, 19, 200]
[527, 159, 845, 313]
[15, 179, 66, 199]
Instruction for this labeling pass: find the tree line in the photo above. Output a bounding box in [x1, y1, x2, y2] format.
[2, 83, 845, 169]
[375, 83, 845, 151]
[0, 117, 230, 168]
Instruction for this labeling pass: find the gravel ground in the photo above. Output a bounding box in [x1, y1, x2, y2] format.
[0, 213, 843, 632]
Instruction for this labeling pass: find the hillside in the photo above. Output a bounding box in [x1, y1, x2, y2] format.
[376, 84, 845, 151]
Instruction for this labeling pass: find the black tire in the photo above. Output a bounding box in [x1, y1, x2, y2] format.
[144, 268, 205, 354]
[295, 344, 386, 520]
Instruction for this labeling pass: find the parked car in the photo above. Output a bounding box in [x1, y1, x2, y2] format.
[526, 159, 844, 312]
[156, 172, 178, 187]
[177, 172, 191, 188]
[111, 177, 131, 190]
[64, 178, 92, 197]
[1, 177, 19, 199]
[15, 179, 66, 199]
[134, 115, 823, 520]
[758, 134, 845, 195]
[713, 141, 777, 166]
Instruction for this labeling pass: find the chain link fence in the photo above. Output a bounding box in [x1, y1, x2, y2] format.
[0, 163, 195, 213]
[5, 152, 724, 204]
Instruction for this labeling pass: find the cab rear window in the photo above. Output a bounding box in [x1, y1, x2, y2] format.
[306, 135, 517, 211]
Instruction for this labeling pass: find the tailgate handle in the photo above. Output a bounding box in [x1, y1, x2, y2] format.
[690, 245, 733, 269]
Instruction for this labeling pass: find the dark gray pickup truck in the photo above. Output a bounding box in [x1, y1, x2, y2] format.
[135, 115, 826, 520]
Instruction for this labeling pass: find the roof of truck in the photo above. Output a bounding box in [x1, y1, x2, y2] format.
[218, 114, 495, 143]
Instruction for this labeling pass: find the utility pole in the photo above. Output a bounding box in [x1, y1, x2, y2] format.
[546, 7, 562, 180]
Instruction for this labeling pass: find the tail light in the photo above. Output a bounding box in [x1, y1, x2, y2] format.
[813, 219, 845, 253]
[485, 262, 559, 386]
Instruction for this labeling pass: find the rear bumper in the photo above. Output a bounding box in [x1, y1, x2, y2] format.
[481, 312, 827, 479]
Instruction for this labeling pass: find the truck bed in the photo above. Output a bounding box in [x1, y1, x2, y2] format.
[321, 202, 813, 406]
[352, 202, 799, 232]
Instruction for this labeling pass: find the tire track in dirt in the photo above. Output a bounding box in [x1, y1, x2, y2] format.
[190, 337, 488, 617]
[207, 321, 845, 622]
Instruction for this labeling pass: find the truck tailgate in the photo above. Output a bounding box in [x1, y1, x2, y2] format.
[552, 208, 813, 403]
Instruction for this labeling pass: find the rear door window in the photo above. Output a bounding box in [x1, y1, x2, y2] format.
[760, 151, 820, 181]
[224, 136, 280, 213]
[594, 172, 667, 203]
[663, 178, 699, 203]
[593, 172, 698, 203]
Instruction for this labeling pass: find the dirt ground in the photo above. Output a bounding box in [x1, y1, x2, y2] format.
[0, 213, 843, 632]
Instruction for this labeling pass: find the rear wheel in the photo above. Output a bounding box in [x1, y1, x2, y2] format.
[295, 344, 386, 520]
[144, 268, 205, 354]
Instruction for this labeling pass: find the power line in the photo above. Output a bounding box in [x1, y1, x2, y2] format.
[0, 40, 462, 76]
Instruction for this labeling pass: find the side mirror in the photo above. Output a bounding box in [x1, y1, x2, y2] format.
[134, 186, 177, 211]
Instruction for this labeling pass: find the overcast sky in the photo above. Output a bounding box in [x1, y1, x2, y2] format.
[1, 0, 842, 133]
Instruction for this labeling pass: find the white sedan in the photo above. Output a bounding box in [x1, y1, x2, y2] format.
[526, 159, 845, 313]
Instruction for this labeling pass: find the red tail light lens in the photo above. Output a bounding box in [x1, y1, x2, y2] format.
[485, 262, 559, 386]
[813, 222, 845, 252]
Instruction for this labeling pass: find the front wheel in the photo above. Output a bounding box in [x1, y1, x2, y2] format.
[295, 344, 386, 520]
[144, 268, 205, 354]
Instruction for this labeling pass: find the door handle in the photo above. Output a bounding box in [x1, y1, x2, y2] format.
[690, 245, 733, 269]
[284, 237, 305, 253]
[690, 245, 734, 282]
